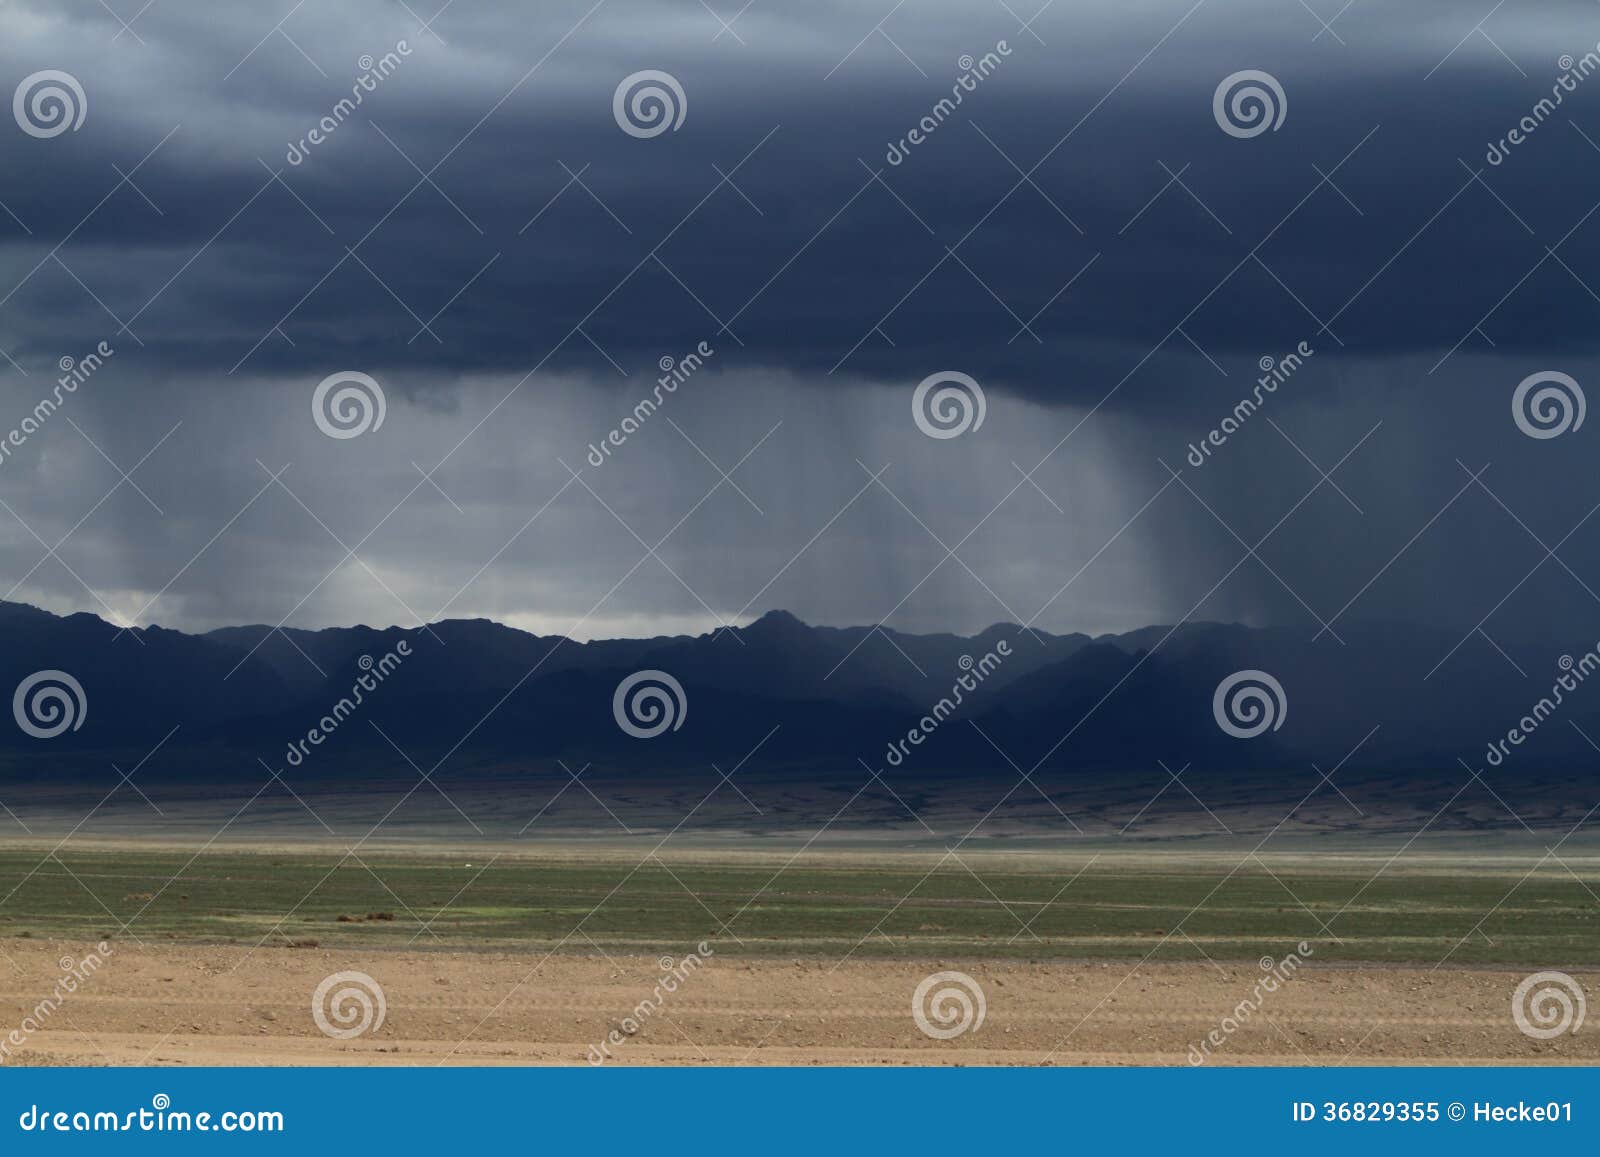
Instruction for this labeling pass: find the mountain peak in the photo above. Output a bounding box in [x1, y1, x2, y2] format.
[744, 608, 807, 632]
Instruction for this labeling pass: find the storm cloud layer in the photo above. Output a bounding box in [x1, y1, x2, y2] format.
[1, 0, 1599, 658]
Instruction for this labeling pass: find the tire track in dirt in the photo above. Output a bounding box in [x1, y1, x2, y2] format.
[1, 939, 1593, 1066]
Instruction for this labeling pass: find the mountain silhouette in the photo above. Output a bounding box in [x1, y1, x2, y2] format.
[0, 602, 1590, 806]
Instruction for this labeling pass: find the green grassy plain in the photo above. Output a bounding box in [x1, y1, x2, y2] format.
[0, 844, 1595, 965]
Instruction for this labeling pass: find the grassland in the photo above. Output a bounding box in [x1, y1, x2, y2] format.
[1, 844, 1595, 965]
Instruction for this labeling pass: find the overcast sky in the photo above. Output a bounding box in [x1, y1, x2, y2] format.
[0, 0, 1598, 649]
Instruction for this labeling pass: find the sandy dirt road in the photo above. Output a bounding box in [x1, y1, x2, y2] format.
[0, 938, 1592, 1066]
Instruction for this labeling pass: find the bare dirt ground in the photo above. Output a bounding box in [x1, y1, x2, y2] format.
[1, 938, 1592, 1067]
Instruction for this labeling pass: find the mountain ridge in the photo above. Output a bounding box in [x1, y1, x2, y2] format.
[0, 602, 1589, 799]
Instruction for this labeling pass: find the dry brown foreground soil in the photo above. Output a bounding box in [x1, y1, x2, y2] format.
[1, 938, 1594, 1066]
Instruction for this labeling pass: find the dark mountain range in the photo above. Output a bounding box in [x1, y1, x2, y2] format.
[0, 601, 1592, 799]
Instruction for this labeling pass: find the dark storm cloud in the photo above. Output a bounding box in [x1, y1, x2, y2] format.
[2, 0, 1600, 648]
[1, 0, 1597, 407]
